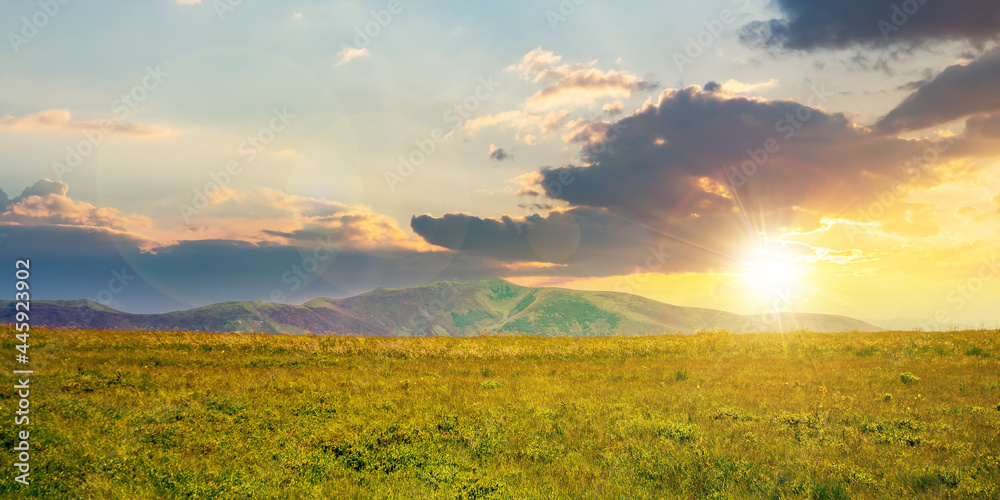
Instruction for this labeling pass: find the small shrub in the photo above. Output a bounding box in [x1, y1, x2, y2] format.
[855, 345, 878, 357]
[620, 417, 698, 441]
[884, 393, 893, 402]
[479, 381, 503, 389]
[965, 346, 990, 357]
[674, 369, 689, 381]
[900, 372, 920, 384]
[711, 408, 757, 422]
[813, 481, 849, 500]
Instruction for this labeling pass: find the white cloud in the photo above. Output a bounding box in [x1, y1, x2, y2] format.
[336, 47, 370, 67]
[506, 47, 655, 111]
[717, 78, 778, 95]
[0, 109, 175, 136]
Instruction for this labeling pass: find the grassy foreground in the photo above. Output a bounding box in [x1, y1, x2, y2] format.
[1, 328, 999, 499]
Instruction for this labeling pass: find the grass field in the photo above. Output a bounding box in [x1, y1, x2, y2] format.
[1, 327, 999, 499]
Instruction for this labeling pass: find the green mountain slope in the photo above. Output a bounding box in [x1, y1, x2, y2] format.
[1, 278, 880, 335]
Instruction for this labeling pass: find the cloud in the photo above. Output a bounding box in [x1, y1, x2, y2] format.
[740, 0, 1000, 51]
[410, 209, 635, 268]
[0, 179, 152, 231]
[464, 49, 655, 142]
[539, 86, 956, 220]
[410, 207, 737, 277]
[0, 179, 437, 259]
[508, 48, 657, 110]
[336, 47, 370, 66]
[603, 101, 624, 116]
[488, 144, 510, 161]
[875, 49, 1000, 134]
[0, 220, 570, 313]
[0, 181, 525, 311]
[12, 178, 67, 200]
[463, 109, 571, 137]
[412, 86, 981, 276]
[177, 0, 201, 4]
[964, 112, 1000, 138]
[0, 109, 174, 136]
[180, 187, 433, 252]
[704, 78, 779, 95]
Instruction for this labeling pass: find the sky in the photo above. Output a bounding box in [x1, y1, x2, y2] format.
[1, 0, 999, 328]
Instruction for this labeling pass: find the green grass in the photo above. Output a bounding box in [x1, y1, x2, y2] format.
[1, 327, 999, 499]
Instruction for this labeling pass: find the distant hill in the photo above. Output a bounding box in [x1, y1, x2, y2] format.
[2, 278, 880, 335]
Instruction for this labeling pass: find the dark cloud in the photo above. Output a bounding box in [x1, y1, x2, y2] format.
[740, 0, 1000, 51]
[547, 87, 935, 220]
[411, 208, 718, 276]
[964, 112, 1000, 138]
[413, 212, 541, 260]
[845, 52, 893, 74]
[875, 49, 1000, 133]
[947, 111, 1000, 158]
[412, 86, 971, 273]
[17, 178, 68, 199]
[896, 79, 928, 91]
[1, 178, 68, 211]
[0, 222, 598, 313]
[517, 202, 554, 211]
[603, 101, 624, 116]
[489, 146, 510, 161]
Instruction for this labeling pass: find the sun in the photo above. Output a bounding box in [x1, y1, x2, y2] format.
[741, 254, 803, 293]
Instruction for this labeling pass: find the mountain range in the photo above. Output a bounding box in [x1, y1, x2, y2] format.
[2, 278, 880, 335]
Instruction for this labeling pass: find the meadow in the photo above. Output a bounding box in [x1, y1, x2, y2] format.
[1, 327, 998, 499]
